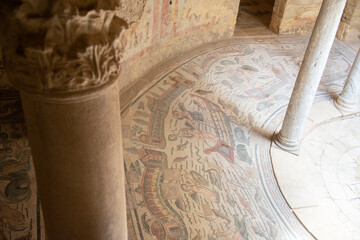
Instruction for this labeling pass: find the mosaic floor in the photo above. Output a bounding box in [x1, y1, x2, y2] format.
[0, 34, 358, 239]
[0, 82, 42, 239]
[121, 36, 356, 240]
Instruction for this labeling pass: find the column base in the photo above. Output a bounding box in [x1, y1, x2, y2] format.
[273, 133, 300, 156]
[334, 95, 357, 113]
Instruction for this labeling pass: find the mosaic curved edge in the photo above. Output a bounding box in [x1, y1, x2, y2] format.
[0, 35, 356, 240]
[121, 36, 356, 240]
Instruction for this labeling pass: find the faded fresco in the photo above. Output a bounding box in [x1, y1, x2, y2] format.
[118, 0, 240, 90]
[121, 36, 354, 240]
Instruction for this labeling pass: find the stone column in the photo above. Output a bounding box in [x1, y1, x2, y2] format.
[20, 79, 127, 240]
[0, 1, 146, 238]
[334, 48, 360, 112]
[274, 0, 347, 154]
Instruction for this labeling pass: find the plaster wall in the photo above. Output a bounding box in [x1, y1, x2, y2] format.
[117, 0, 240, 93]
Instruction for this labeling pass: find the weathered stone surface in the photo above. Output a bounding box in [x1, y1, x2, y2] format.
[337, 0, 360, 40]
[118, 0, 240, 91]
[1, 0, 240, 93]
[271, 0, 360, 38]
[0, 0, 146, 92]
[0, 1, 134, 239]
[21, 83, 127, 240]
[270, 0, 322, 34]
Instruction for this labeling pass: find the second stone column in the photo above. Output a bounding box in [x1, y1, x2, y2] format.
[274, 0, 347, 154]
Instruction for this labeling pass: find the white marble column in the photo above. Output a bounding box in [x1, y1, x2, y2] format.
[0, 3, 132, 239]
[274, 0, 347, 154]
[334, 48, 360, 113]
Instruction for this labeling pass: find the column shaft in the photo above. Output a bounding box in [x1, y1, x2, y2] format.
[335, 48, 360, 112]
[274, 0, 347, 154]
[21, 85, 127, 239]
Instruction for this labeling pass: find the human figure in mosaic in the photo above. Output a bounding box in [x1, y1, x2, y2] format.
[180, 170, 219, 203]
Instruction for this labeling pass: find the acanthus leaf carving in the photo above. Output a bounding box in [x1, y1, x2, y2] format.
[1, 0, 147, 93]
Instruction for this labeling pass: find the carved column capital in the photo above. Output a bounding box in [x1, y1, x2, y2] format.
[0, 1, 146, 238]
[0, 0, 145, 96]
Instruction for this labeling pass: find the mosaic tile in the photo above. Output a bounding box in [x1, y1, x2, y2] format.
[0, 81, 45, 239]
[121, 36, 356, 240]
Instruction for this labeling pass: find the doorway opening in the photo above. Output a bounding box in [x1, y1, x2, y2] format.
[235, 0, 275, 36]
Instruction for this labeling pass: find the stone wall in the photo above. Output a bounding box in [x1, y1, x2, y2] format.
[337, 0, 360, 40]
[270, 0, 360, 39]
[270, 0, 322, 34]
[0, 0, 240, 94]
[118, 0, 240, 92]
